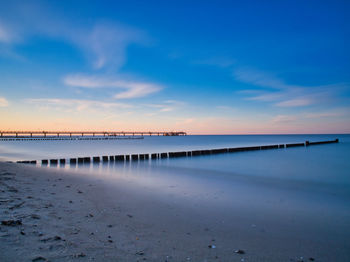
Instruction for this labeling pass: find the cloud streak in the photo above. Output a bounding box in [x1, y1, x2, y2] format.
[234, 68, 348, 108]
[64, 74, 162, 99]
[271, 115, 298, 123]
[144, 100, 185, 113]
[26, 98, 132, 112]
[234, 68, 298, 90]
[70, 22, 148, 70]
[0, 23, 13, 43]
[276, 98, 313, 107]
[0, 96, 9, 107]
[0, 4, 148, 70]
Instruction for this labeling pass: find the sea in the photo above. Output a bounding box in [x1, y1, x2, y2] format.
[0, 134, 349, 195]
[1, 134, 350, 259]
[0, 134, 349, 187]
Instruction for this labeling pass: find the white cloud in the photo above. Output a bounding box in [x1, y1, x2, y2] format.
[234, 68, 298, 90]
[234, 67, 348, 108]
[0, 3, 148, 70]
[0, 23, 13, 43]
[0, 96, 9, 107]
[144, 100, 185, 113]
[70, 23, 148, 70]
[276, 98, 313, 107]
[64, 74, 162, 99]
[271, 115, 297, 123]
[246, 93, 283, 102]
[114, 82, 160, 99]
[26, 98, 132, 112]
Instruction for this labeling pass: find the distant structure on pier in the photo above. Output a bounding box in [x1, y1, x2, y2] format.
[0, 130, 187, 138]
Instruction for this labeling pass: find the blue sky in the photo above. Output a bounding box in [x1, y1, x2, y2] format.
[0, 0, 349, 133]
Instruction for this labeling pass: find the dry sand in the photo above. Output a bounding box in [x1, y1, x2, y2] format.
[0, 162, 349, 262]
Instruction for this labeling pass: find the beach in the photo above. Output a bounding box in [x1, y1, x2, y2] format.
[1, 159, 349, 262]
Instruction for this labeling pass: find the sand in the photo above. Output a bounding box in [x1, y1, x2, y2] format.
[1, 161, 349, 262]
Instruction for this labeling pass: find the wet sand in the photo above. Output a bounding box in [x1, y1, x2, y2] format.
[1, 161, 349, 262]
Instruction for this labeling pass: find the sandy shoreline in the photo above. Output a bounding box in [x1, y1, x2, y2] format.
[1, 161, 349, 262]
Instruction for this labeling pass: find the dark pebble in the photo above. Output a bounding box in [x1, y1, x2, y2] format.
[1, 219, 22, 226]
[32, 256, 47, 262]
[74, 252, 86, 258]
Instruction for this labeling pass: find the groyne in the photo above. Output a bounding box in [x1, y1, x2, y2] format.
[16, 139, 339, 165]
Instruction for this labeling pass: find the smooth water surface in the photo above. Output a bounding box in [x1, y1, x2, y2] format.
[1, 134, 349, 191]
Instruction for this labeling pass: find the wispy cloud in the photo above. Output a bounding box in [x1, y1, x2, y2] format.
[64, 74, 162, 99]
[271, 115, 297, 123]
[270, 107, 350, 124]
[246, 93, 283, 102]
[276, 98, 313, 107]
[0, 96, 9, 107]
[234, 68, 348, 108]
[0, 4, 148, 70]
[144, 100, 185, 113]
[70, 22, 148, 70]
[26, 98, 132, 112]
[304, 108, 349, 119]
[234, 68, 297, 90]
[0, 22, 14, 43]
[304, 112, 342, 118]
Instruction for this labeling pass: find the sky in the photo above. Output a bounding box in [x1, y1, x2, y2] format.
[0, 0, 349, 134]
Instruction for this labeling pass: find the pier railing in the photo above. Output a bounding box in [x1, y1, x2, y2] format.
[0, 130, 187, 138]
[16, 138, 339, 165]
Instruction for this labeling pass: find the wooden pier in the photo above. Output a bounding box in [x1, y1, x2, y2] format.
[0, 130, 187, 138]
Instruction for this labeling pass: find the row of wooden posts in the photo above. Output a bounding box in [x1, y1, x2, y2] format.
[17, 139, 339, 165]
[0, 137, 143, 141]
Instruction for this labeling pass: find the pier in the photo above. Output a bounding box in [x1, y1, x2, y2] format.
[15, 138, 339, 165]
[0, 130, 187, 138]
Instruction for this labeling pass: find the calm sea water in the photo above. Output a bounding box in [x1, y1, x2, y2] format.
[1, 134, 349, 187]
[2, 134, 349, 259]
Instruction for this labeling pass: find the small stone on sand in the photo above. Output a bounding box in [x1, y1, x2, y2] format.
[32, 256, 47, 262]
[1, 219, 22, 226]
